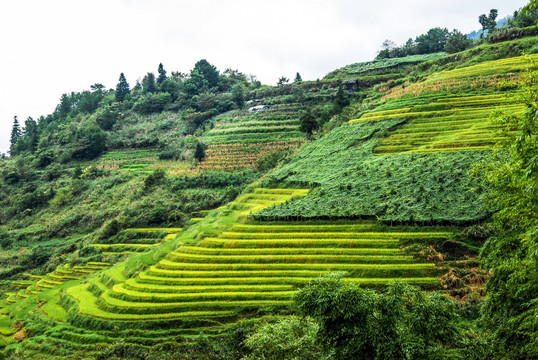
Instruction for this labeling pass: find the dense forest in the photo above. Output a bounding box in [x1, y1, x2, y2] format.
[0, 2, 537, 359]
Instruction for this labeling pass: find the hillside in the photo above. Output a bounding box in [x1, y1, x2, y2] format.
[1, 7, 538, 359]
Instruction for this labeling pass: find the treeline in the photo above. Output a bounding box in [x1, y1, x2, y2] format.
[7, 59, 260, 162]
[378, 5, 538, 60]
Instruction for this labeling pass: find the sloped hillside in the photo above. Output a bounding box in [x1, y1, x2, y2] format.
[1, 23, 537, 358]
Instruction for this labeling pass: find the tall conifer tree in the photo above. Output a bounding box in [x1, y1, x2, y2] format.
[115, 73, 130, 102]
[9, 116, 21, 156]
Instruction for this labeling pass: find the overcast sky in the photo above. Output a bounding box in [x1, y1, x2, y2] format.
[0, 0, 528, 154]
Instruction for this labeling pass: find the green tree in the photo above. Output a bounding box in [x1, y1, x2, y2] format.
[299, 109, 318, 136]
[142, 72, 156, 93]
[231, 83, 245, 109]
[334, 85, 349, 112]
[277, 76, 289, 86]
[71, 124, 106, 160]
[478, 62, 538, 359]
[22, 117, 38, 153]
[294, 275, 461, 360]
[185, 68, 209, 96]
[115, 72, 130, 102]
[194, 142, 206, 162]
[445, 29, 472, 53]
[479, 9, 498, 37]
[157, 63, 167, 85]
[194, 59, 220, 89]
[9, 116, 21, 156]
[294, 72, 302, 82]
[415, 27, 449, 54]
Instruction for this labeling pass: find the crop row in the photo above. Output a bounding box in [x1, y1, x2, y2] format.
[218, 231, 450, 239]
[176, 245, 401, 255]
[213, 119, 300, 129]
[426, 55, 537, 82]
[68, 284, 237, 321]
[165, 252, 416, 264]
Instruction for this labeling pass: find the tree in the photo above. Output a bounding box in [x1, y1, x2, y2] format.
[142, 72, 156, 93]
[277, 76, 289, 86]
[445, 29, 472, 53]
[479, 9, 498, 37]
[194, 142, 206, 162]
[477, 62, 538, 359]
[184, 69, 209, 96]
[193, 59, 220, 89]
[231, 83, 245, 109]
[334, 85, 349, 112]
[299, 109, 318, 136]
[294, 275, 461, 360]
[415, 27, 449, 54]
[22, 117, 38, 152]
[294, 72, 303, 83]
[9, 116, 21, 156]
[157, 63, 167, 85]
[115, 73, 130, 102]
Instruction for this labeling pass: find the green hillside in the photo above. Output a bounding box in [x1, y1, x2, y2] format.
[1, 6, 538, 358]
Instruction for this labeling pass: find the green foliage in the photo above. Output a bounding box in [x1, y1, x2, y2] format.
[95, 106, 118, 130]
[144, 169, 166, 192]
[71, 123, 106, 160]
[258, 120, 488, 223]
[142, 72, 157, 93]
[255, 149, 290, 172]
[243, 316, 324, 360]
[277, 76, 289, 86]
[294, 275, 465, 360]
[194, 142, 206, 162]
[478, 62, 538, 359]
[133, 92, 173, 114]
[9, 116, 21, 156]
[231, 83, 245, 109]
[157, 63, 167, 85]
[445, 29, 473, 53]
[415, 27, 449, 54]
[479, 9, 498, 36]
[193, 59, 220, 89]
[115, 72, 130, 102]
[299, 108, 318, 136]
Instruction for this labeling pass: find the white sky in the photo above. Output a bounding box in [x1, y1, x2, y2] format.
[0, 0, 528, 154]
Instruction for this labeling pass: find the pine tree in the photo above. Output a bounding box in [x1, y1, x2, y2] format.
[115, 73, 130, 102]
[294, 72, 303, 82]
[9, 116, 21, 156]
[142, 72, 156, 93]
[157, 63, 167, 85]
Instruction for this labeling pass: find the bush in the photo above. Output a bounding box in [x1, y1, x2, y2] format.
[133, 93, 173, 114]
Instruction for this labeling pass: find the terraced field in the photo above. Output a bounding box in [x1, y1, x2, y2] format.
[349, 55, 537, 153]
[204, 104, 306, 144]
[4, 262, 110, 305]
[96, 149, 192, 175]
[60, 188, 445, 336]
[92, 227, 182, 255]
[364, 93, 524, 153]
[199, 141, 302, 171]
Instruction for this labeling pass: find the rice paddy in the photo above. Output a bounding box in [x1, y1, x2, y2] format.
[349, 55, 537, 153]
[61, 188, 442, 331]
